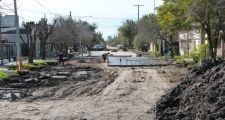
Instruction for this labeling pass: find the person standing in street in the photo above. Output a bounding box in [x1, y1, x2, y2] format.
[164, 48, 169, 62]
[58, 52, 64, 65]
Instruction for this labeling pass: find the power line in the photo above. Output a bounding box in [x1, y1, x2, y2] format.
[89, 17, 136, 20]
[33, 0, 60, 16]
[17, 0, 28, 9]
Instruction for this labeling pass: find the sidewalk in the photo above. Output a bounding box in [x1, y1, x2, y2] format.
[0, 59, 54, 73]
[0, 59, 16, 73]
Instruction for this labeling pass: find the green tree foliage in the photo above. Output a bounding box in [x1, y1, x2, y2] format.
[93, 32, 105, 45]
[118, 20, 137, 48]
[133, 33, 149, 52]
[157, 0, 192, 57]
[138, 15, 155, 41]
[136, 14, 160, 52]
[189, 0, 225, 58]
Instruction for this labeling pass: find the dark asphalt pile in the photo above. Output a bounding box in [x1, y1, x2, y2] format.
[156, 60, 225, 120]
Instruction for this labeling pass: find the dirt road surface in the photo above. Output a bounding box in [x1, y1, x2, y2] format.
[0, 62, 187, 120]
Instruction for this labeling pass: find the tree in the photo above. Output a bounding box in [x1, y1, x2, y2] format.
[189, 0, 225, 58]
[106, 35, 120, 46]
[133, 33, 150, 52]
[77, 23, 94, 50]
[93, 32, 104, 44]
[49, 17, 77, 52]
[157, 0, 192, 57]
[37, 17, 56, 60]
[23, 22, 37, 63]
[118, 20, 137, 48]
[49, 17, 95, 55]
[136, 14, 161, 52]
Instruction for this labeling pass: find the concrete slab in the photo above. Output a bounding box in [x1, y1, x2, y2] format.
[77, 51, 137, 57]
[108, 57, 163, 66]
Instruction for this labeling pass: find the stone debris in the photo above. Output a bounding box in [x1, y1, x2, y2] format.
[0, 64, 118, 101]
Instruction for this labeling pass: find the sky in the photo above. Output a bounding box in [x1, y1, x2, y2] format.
[0, 0, 164, 39]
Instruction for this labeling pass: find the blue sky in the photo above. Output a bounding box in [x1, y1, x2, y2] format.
[0, 0, 164, 39]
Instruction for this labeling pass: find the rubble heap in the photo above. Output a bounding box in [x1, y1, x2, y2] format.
[0, 65, 118, 101]
[156, 60, 225, 120]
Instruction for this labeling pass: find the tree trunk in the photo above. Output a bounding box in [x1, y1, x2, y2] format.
[169, 35, 174, 58]
[160, 39, 164, 56]
[200, 26, 205, 44]
[28, 43, 34, 64]
[28, 38, 35, 64]
[206, 30, 215, 59]
[205, 23, 219, 59]
[40, 40, 47, 60]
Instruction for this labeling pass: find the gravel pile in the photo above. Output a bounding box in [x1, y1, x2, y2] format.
[156, 60, 225, 120]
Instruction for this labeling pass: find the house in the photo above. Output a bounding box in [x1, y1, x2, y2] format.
[178, 30, 202, 55]
[178, 29, 225, 59]
[2, 27, 41, 58]
[1, 15, 40, 59]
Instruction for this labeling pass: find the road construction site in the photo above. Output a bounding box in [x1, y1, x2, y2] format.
[0, 50, 190, 120]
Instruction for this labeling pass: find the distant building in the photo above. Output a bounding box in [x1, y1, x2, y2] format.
[1, 15, 40, 58]
[1, 15, 16, 28]
[178, 30, 202, 55]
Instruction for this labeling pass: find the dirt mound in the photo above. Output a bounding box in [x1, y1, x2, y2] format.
[156, 60, 225, 120]
[0, 65, 118, 101]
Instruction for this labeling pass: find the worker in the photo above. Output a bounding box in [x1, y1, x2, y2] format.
[102, 53, 110, 62]
[58, 52, 64, 65]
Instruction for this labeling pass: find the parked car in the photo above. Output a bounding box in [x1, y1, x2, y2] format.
[93, 44, 107, 51]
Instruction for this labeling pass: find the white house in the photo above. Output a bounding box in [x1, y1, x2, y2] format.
[178, 30, 202, 55]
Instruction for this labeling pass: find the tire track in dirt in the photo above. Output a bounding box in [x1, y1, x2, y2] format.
[0, 65, 186, 120]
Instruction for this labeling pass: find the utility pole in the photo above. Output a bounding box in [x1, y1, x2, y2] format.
[133, 4, 144, 21]
[154, 0, 156, 15]
[70, 11, 72, 20]
[14, 0, 21, 70]
[0, 12, 3, 65]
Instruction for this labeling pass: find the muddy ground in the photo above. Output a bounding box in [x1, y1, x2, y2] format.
[0, 60, 187, 120]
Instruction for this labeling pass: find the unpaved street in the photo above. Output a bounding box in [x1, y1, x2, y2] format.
[0, 62, 187, 120]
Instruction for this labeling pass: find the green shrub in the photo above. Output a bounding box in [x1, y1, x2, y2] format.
[154, 51, 161, 57]
[7, 61, 47, 70]
[190, 47, 200, 63]
[7, 65, 17, 70]
[22, 64, 37, 70]
[190, 44, 209, 63]
[33, 61, 47, 66]
[0, 71, 10, 80]
[175, 55, 185, 63]
[199, 44, 209, 59]
[176, 44, 209, 63]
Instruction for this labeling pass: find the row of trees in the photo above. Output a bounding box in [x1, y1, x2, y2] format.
[107, 16, 157, 52]
[108, 0, 225, 59]
[23, 16, 104, 63]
